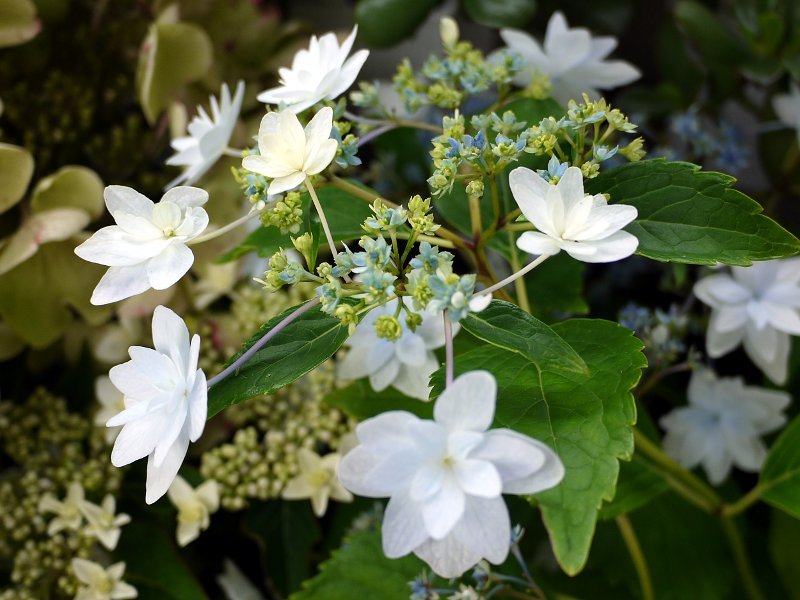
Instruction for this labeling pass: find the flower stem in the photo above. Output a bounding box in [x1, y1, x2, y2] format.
[305, 177, 339, 260]
[443, 311, 454, 387]
[222, 147, 245, 157]
[720, 518, 765, 600]
[188, 210, 261, 246]
[357, 123, 397, 147]
[207, 298, 321, 388]
[721, 485, 764, 518]
[616, 514, 654, 600]
[475, 254, 549, 298]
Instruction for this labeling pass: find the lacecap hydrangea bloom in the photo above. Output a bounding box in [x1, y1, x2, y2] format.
[510, 165, 639, 263]
[166, 80, 245, 189]
[337, 299, 457, 401]
[338, 371, 564, 577]
[660, 367, 790, 484]
[75, 186, 209, 305]
[242, 107, 337, 195]
[693, 258, 800, 384]
[495, 11, 640, 104]
[257, 25, 369, 113]
[106, 306, 207, 504]
[167, 475, 220, 547]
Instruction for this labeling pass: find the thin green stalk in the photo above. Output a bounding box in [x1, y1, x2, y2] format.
[722, 485, 764, 518]
[616, 514, 654, 600]
[720, 518, 765, 600]
[188, 210, 261, 246]
[305, 177, 338, 260]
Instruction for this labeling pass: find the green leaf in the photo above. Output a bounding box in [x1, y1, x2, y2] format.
[30, 165, 104, 220]
[585, 160, 800, 265]
[768, 509, 800, 598]
[207, 302, 349, 417]
[290, 528, 423, 600]
[137, 20, 213, 123]
[0, 0, 39, 48]
[502, 97, 564, 125]
[324, 379, 434, 420]
[759, 415, 800, 519]
[117, 521, 208, 600]
[433, 319, 646, 574]
[524, 252, 588, 320]
[355, 0, 438, 48]
[459, 300, 589, 377]
[463, 0, 536, 28]
[597, 454, 668, 520]
[0, 142, 34, 214]
[675, 1, 750, 66]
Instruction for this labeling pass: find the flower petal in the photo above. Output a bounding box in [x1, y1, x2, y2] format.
[146, 243, 194, 290]
[91, 263, 152, 305]
[145, 426, 190, 504]
[434, 370, 496, 432]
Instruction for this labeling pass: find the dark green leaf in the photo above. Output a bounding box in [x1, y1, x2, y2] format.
[355, 0, 438, 47]
[768, 509, 800, 598]
[759, 415, 800, 519]
[324, 379, 434, 420]
[524, 252, 588, 320]
[290, 528, 423, 600]
[463, 0, 536, 28]
[585, 160, 800, 265]
[207, 302, 349, 417]
[502, 97, 564, 125]
[674, 1, 750, 66]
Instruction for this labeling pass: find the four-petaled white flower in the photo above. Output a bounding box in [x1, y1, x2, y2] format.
[106, 305, 207, 504]
[510, 166, 638, 263]
[338, 299, 457, 401]
[75, 186, 209, 305]
[80, 494, 131, 550]
[39, 481, 85, 535]
[166, 80, 245, 189]
[772, 83, 800, 144]
[257, 25, 369, 113]
[693, 258, 800, 385]
[72, 558, 138, 600]
[282, 448, 353, 516]
[167, 475, 220, 546]
[660, 367, 790, 485]
[242, 107, 337, 195]
[95, 375, 126, 444]
[338, 371, 565, 578]
[495, 11, 640, 104]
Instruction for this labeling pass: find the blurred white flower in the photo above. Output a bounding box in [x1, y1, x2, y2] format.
[167, 475, 219, 546]
[257, 26, 369, 113]
[217, 560, 265, 600]
[338, 371, 564, 578]
[693, 258, 800, 385]
[495, 11, 640, 104]
[106, 306, 207, 504]
[95, 375, 126, 443]
[166, 81, 245, 189]
[72, 559, 137, 600]
[39, 482, 84, 535]
[338, 299, 456, 400]
[74, 186, 209, 305]
[772, 83, 800, 144]
[282, 448, 353, 516]
[242, 107, 337, 195]
[80, 495, 130, 550]
[660, 367, 790, 485]
[510, 166, 638, 263]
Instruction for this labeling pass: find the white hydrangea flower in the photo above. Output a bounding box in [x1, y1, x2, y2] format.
[71, 559, 137, 600]
[95, 375, 126, 444]
[257, 25, 369, 113]
[772, 83, 800, 144]
[338, 371, 565, 578]
[166, 475, 219, 546]
[509, 166, 638, 263]
[39, 481, 85, 535]
[338, 299, 457, 401]
[660, 367, 790, 485]
[80, 495, 131, 550]
[693, 258, 800, 385]
[282, 448, 353, 516]
[74, 186, 209, 305]
[166, 81, 245, 189]
[242, 107, 337, 195]
[495, 11, 640, 104]
[106, 306, 207, 504]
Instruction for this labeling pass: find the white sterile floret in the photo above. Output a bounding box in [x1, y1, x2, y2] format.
[242, 107, 337, 195]
[167, 475, 220, 546]
[165, 80, 245, 189]
[39, 482, 85, 535]
[94, 375, 126, 444]
[80, 495, 131, 550]
[509, 166, 638, 263]
[772, 83, 800, 144]
[257, 25, 369, 113]
[693, 258, 800, 385]
[71, 559, 137, 600]
[495, 11, 640, 104]
[74, 185, 209, 305]
[660, 367, 790, 485]
[282, 448, 353, 517]
[338, 371, 564, 578]
[337, 299, 457, 401]
[106, 305, 207, 504]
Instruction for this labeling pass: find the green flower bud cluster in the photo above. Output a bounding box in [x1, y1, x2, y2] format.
[350, 81, 380, 109]
[255, 249, 317, 293]
[363, 199, 409, 233]
[407, 195, 440, 235]
[261, 191, 304, 235]
[200, 361, 355, 511]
